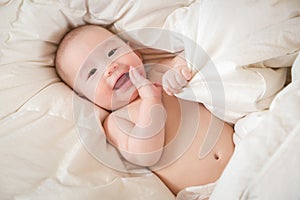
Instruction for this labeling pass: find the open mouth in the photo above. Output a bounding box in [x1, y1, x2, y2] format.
[113, 72, 130, 90]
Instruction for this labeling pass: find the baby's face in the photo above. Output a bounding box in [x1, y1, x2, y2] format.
[65, 27, 144, 110]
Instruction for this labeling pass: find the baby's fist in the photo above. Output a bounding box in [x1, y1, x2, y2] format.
[162, 66, 192, 96]
[129, 66, 162, 99]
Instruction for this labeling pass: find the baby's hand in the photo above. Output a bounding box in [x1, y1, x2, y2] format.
[162, 64, 192, 96]
[129, 66, 162, 100]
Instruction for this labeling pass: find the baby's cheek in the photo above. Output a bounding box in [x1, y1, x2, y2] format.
[93, 86, 110, 109]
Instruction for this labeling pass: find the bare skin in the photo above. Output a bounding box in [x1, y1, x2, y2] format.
[56, 25, 235, 196]
[104, 63, 234, 195]
[155, 93, 234, 194]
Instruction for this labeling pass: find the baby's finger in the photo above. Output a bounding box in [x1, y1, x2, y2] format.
[153, 82, 162, 88]
[129, 67, 142, 83]
[169, 87, 182, 94]
[129, 66, 150, 88]
[174, 73, 188, 88]
[162, 78, 181, 96]
[165, 90, 173, 96]
[165, 73, 185, 91]
[181, 68, 192, 80]
[162, 78, 172, 95]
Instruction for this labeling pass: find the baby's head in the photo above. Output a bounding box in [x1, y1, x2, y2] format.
[55, 25, 144, 111]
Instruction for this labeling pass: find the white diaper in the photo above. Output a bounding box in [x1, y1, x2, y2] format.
[176, 182, 216, 200]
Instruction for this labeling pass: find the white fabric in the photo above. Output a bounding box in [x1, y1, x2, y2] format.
[0, 0, 194, 199]
[211, 53, 300, 200]
[1, 0, 300, 200]
[162, 0, 300, 123]
[176, 182, 216, 200]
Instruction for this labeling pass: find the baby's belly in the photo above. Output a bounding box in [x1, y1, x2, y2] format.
[152, 99, 234, 195]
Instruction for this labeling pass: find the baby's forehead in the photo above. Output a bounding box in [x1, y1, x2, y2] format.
[69, 30, 126, 61]
[76, 27, 119, 45]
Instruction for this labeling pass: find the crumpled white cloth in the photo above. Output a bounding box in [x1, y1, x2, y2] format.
[176, 182, 216, 200]
[162, 0, 300, 123]
[210, 53, 300, 200]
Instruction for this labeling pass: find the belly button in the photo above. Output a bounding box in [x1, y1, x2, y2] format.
[214, 153, 220, 160]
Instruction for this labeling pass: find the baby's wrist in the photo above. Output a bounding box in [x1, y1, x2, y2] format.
[137, 83, 162, 100]
[140, 94, 162, 102]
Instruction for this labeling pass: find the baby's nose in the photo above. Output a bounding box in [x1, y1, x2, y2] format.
[105, 63, 118, 76]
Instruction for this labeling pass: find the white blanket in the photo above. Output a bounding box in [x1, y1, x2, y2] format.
[1, 0, 300, 199]
[125, 0, 300, 123]
[212, 53, 300, 200]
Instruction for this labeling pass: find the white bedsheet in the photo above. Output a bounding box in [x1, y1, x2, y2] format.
[1, 0, 300, 199]
[0, 0, 192, 199]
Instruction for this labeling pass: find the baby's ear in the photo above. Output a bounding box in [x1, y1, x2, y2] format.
[127, 41, 143, 61]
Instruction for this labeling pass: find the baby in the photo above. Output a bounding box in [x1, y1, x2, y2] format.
[55, 25, 234, 196]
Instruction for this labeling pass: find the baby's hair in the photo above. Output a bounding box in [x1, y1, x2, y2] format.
[55, 25, 101, 87]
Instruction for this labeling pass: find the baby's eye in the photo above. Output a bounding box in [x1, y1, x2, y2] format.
[88, 68, 97, 79]
[108, 48, 117, 57]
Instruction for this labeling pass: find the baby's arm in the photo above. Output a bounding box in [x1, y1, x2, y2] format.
[161, 53, 193, 95]
[104, 67, 166, 166]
